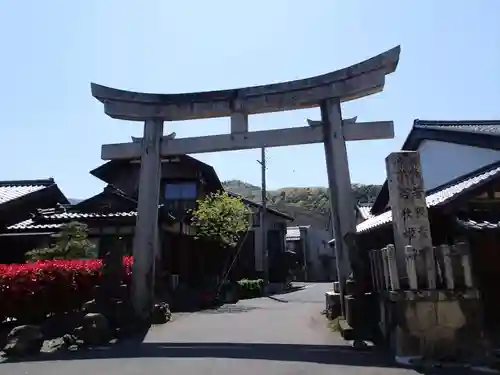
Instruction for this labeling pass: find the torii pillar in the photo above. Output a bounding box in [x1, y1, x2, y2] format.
[321, 99, 356, 295]
[130, 119, 163, 320]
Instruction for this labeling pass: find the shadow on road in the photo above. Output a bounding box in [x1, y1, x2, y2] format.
[2, 342, 491, 373]
[2, 341, 400, 367]
[272, 285, 306, 296]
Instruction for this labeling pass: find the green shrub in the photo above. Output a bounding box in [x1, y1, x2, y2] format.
[237, 278, 264, 299]
[25, 221, 95, 261]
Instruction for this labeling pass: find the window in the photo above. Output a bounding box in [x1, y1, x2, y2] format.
[164, 182, 197, 200]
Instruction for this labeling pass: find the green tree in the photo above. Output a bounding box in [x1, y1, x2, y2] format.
[26, 221, 96, 261]
[190, 191, 251, 248]
[222, 180, 382, 214]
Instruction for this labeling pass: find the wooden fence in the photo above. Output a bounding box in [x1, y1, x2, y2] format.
[369, 242, 474, 292]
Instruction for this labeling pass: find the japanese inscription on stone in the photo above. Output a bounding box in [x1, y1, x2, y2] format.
[386, 151, 432, 286]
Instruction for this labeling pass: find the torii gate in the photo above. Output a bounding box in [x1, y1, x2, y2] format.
[91, 46, 401, 320]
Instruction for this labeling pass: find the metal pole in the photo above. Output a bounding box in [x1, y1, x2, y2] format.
[302, 228, 308, 281]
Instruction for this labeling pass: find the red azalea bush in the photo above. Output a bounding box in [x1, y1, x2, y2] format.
[0, 256, 133, 323]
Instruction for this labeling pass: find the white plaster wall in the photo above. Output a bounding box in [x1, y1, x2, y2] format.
[418, 140, 500, 191]
[304, 227, 336, 281]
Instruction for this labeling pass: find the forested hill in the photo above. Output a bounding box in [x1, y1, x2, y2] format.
[222, 180, 382, 214]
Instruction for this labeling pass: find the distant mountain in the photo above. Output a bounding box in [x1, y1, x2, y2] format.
[68, 198, 83, 205]
[222, 180, 381, 215]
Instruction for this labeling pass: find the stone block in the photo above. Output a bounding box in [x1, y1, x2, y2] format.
[390, 290, 484, 362]
[339, 318, 355, 341]
[333, 281, 340, 293]
[325, 291, 341, 319]
[3, 325, 44, 357]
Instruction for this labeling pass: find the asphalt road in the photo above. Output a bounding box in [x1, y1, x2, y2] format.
[0, 283, 482, 375]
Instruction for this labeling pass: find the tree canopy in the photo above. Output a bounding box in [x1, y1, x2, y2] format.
[190, 191, 251, 248]
[222, 180, 382, 214]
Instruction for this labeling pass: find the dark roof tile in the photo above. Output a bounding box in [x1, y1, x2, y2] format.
[8, 219, 63, 230]
[414, 119, 500, 135]
[370, 119, 500, 215]
[0, 179, 55, 205]
[7, 211, 139, 230]
[357, 163, 500, 233]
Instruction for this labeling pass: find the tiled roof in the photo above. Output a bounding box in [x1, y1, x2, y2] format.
[371, 119, 500, 215]
[73, 184, 137, 208]
[42, 211, 137, 220]
[91, 155, 223, 193]
[0, 179, 54, 205]
[357, 163, 500, 233]
[455, 218, 500, 231]
[356, 204, 374, 220]
[7, 211, 138, 230]
[8, 219, 63, 230]
[414, 119, 500, 135]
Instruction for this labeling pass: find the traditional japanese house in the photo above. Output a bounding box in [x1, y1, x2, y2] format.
[90, 155, 293, 281]
[87, 155, 224, 284]
[3, 184, 184, 262]
[0, 179, 68, 229]
[356, 119, 500, 332]
[2, 155, 294, 286]
[0, 179, 68, 263]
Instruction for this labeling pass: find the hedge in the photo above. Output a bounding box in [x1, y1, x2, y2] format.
[237, 279, 264, 299]
[0, 257, 132, 323]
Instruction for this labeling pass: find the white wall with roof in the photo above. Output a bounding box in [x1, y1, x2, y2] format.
[419, 140, 500, 191]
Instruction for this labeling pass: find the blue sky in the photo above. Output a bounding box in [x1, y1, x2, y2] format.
[0, 1, 499, 199]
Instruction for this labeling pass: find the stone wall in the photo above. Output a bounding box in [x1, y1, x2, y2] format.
[369, 242, 486, 363]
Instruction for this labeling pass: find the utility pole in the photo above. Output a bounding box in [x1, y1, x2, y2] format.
[257, 147, 268, 280]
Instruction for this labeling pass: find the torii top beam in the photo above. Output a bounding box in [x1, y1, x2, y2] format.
[91, 46, 400, 122]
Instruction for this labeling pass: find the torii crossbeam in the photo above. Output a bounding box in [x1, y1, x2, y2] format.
[91, 45, 401, 321]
